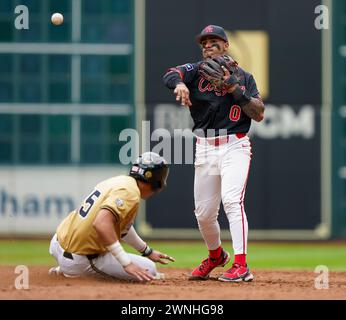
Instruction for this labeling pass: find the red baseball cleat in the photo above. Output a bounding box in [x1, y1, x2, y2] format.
[189, 250, 230, 280]
[218, 263, 254, 282]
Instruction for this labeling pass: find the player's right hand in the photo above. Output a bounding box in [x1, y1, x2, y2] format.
[124, 262, 155, 282]
[174, 83, 192, 107]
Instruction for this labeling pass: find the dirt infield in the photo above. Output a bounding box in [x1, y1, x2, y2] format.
[0, 266, 345, 300]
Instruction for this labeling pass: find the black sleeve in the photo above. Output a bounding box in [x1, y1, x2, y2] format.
[163, 63, 199, 89]
[245, 73, 260, 98]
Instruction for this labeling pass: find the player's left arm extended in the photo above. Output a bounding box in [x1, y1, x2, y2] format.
[121, 225, 147, 252]
[122, 226, 175, 264]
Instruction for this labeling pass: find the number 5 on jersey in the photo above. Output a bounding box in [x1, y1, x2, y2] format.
[78, 190, 101, 218]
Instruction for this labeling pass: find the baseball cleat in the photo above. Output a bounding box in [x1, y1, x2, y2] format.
[189, 250, 230, 280]
[48, 266, 80, 278]
[218, 263, 254, 282]
[48, 266, 62, 275]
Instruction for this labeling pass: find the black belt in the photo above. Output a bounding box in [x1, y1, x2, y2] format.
[63, 251, 99, 261]
[87, 254, 99, 260]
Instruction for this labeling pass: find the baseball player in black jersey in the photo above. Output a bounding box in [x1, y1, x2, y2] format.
[163, 25, 264, 282]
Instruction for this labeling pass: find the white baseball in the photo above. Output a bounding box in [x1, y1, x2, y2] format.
[51, 13, 63, 25]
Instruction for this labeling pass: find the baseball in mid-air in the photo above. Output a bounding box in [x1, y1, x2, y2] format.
[51, 13, 64, 25]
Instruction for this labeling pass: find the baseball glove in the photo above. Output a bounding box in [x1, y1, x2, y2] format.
[198, 54, 239, 90]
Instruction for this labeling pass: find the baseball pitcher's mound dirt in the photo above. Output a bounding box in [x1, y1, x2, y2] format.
[0, 266, 345, 300]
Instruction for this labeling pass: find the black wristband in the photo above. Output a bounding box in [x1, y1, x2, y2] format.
[232, 86, 251, 107]
[169, 74, 184, 89]
[141, 245, 153, 257]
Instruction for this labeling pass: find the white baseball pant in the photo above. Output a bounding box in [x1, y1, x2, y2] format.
[49, 234, 157, 281]
[194, 134, 252, 255]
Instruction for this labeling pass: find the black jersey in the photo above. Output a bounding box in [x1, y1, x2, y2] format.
[163, 62, 260, 137]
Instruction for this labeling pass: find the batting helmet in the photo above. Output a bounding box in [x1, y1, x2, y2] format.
[129, 152, 169, 191]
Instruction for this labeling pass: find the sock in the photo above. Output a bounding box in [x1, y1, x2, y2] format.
[209, 246, 222, 259]
[234, 254, 246, 266]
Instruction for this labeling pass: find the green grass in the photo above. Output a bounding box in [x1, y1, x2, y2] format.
[0, 240, 345, 271]
[0, 240, 56, 266]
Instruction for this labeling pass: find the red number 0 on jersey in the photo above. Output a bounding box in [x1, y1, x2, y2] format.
[229, 105, 241, 121]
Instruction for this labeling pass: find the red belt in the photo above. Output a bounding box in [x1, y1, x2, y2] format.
[197, 133, 246, 146]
